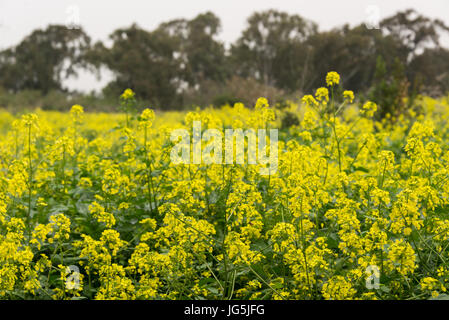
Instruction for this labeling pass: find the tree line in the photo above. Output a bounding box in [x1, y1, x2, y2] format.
[0, 9, 448, 113]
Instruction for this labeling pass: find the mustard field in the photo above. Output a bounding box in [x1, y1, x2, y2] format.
[1, 73, 449, 300]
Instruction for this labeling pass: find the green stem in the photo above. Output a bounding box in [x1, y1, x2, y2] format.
[27, 124, 33, 234]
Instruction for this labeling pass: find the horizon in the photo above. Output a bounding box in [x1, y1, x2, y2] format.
[1, 0, 448, 92]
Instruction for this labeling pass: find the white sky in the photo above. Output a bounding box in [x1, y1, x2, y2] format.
[0, 0, 448, 92]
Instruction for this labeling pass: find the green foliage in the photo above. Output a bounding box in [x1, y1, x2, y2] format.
[212, 95, 241, 107]
[0, 25, 90, 93]
[0, 9, 449, 112]
[280, 111, 299, 129]
[369, 56, 410, 119]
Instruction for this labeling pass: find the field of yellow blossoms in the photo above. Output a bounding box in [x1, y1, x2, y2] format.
[1, 72, 449, 300]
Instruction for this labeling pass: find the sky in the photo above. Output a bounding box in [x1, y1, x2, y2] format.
[0, 0, 448, 92]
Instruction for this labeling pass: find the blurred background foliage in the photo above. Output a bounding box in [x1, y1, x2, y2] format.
[0, 9, 448, 116]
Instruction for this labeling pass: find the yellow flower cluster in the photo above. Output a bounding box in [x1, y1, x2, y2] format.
[0, 72, 449, 300]
[120, 88, 135, 101]
[325, 71, 340, 87]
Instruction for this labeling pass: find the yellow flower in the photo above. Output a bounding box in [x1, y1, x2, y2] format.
[21, 113, 39, 129]
[89, 201, 116, 228]
[78, 177, 92, 188]
[138, 108, 155, 129]
[326, 71, 340, 86]
[120, 88, 135, 100]
[315, 87, 329, 103]
[302, 95, 318, 107]
[343, 90, 354, 103]
[360, 101, 377, 117]
[322, 276, 355, 300]
[70, 104, 84, 117]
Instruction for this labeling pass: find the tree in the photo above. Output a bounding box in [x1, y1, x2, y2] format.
[157, 12, 228, 87]
[379, 9, 449, 99]
[92, 13, 228, 108]
[0, 25, 91, 93]
[230, 9, 317, 92]
[409, 48, 449, 95]
[98, 24, 183, 107]
[380, 9, 449, 62]
[305, 23, 405, 92]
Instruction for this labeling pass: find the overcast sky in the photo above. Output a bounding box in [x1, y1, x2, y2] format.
[1, 0, 448, 92]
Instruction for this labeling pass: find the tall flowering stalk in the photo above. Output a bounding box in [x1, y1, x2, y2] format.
[120, 88, 136, 128]
[21, 114, 38, 232]
[138, 108, 157, 214]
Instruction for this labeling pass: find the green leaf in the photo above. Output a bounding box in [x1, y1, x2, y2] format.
[430, 294, 449, 300]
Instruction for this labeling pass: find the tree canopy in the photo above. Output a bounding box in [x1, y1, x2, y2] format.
[0, 9, 448, 110]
